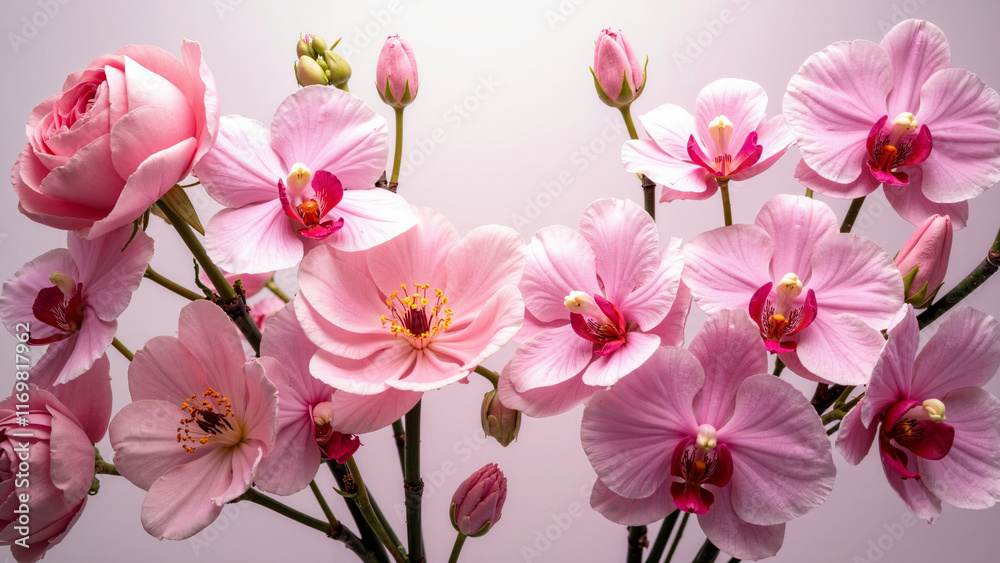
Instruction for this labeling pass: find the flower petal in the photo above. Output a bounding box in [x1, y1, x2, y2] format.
[698, 484, 785, 561]
[862, 306, 918, 427]
[581, 331, 660, 387]
[911, 307, 1000, 400]
[497, 361, 597, 418]
[69, 227, 153, 321]
[638, 103, 695, 159]
[807, 233, 904, 325]
[590, 478, 676, 526]
[205, 200, 303, 274]
[297, 246, 387, 337]
[616, 239, 684, 331]
[881, 19, 952, 116]
[879, 448, 941, 522]
[325, 188, 417, 252]
[331, 388, 423, 435]
[309, 344, 414, 395]
[48, 354, 113, 443]
[506, 325, 593, 393]
[430, 286, 524, 370]
[683, 225, 774, 312]
[520, 224, 600, 322]
[755, 194, 839, 283]
[442, 225, 525, 320]
[194, 115, 284, 208]
[730, 115, 795, 182]
[0, 248, 76, 338]
[884, 167, 969, 229]
[793, 312, 885, 385]
[366, 206, 456, 293]
[140, 447, 237, 540]
[836, 397, 878, 465]
[579, 198, 659, 305]
[623, 139, 707, 188]
[794, 158, 881, 199]
[694, 78, 767, 156]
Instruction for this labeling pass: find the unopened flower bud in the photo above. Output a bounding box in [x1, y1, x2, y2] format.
[309, 34, 328, 55]
[450, 463, 507, 537]
[481, 390, 521, 447]
[323, 50, 352, 90]
[311, 401, 361, 463]
[297, 36, 316, 59]
[376, 35, 418, 108]
[591, 28, 647, 108]
[296, 55, 329, 86]
[895, 214, 952, 308]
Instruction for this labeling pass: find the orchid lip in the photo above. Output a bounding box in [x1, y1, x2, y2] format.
[568, 293, 628, 356]
[28, 282, 85, 345]
[878, 398, 956, 479]
[669, 435, 733, 514]
[277, 169, 346, 240]
[748, 281, 818, 354]
[865, 114, 933, 186]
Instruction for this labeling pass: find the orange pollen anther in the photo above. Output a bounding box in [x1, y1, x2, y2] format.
[765, 314, 788, 341]
[381, 283, 454, 347]
[298, 200, 322, 226]
[176, 388, 236, 454]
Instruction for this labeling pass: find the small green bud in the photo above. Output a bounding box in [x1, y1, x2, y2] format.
[295, 55, 329, 86]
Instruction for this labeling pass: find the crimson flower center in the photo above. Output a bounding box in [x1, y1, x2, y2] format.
[277, 164, 346, 241]
[749, 273, 818, 355]
[669, 428, 733, 515]
[28, 272, 84, 346]
[564, 291, 628, 356]
[177, 388, 237, 453]
[382, 283, 453, 349]
[865, 113, 932, 186]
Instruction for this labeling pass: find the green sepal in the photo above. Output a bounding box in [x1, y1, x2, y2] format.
[590, 67, 615, 107]
[900, 264, 919, 296]
[157, 184, 205, 235]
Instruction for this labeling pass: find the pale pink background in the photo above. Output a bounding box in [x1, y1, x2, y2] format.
[2, 0, 1000, 561]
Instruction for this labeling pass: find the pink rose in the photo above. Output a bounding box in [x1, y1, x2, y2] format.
[12, 41, 219, 239]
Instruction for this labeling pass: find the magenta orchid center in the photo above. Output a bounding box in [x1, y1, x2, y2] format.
[866, 112, 933, 186]
[177, 389, 238, 454]
[28, 271, 85, 345]
[687, 114, 763, 179]
[749, 273, 818, 354]
[669, 425, 733, 514]
[277, 164, 346, 241]
[382, 283, 454, 349]
[310, 400, 362, 463]
[878, 397, 954, 480]
[565, 291, 629, 356]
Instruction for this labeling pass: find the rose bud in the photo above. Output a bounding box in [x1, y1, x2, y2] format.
[376, 35, 418, 108]
[591, 28, 647, 108]
[481, 390, 521, 447]
[450, 463, 507, 537]
[895, 214, 952, 308]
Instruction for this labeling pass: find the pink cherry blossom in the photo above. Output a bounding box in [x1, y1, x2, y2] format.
[0, 356, 112, 563]
[193, 86, 416, 274]
[784, 19, 1000, 229]
[837, 306, 1000, 522]
[108, 301, 278, 539]
[0, 227, 153, 386]
[582, 310, 835, 560]
[295, 206, 525, 394]
[497, 198, 690, 417]
[254, 303, 420, 495]
[623, 78, 794, 202]
[683, 194, 903, 385]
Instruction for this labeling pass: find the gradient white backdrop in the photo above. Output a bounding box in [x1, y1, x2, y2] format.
[3, 0, 1000, 561]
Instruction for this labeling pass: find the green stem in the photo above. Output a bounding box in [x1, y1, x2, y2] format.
[805, 188, 814, 198]
[158, 198, 262, 354]
[328, 461, 390, 562]
[627, 525, 648, 562]
[643, 176, 657, 221]
[404, 401, 424, 562]
[266, 279, 291, 303]
[663, 512, 690, 563]
[390, 107, 405, 185]
[177, 181, 201, 188]
[111, 338, 133, 362]
[309, 480, 339, 528]
[840, 196, 866, 233]
[347, 457, 408, 563]
[772, 357, 785, 377]
[144, 266, 202, 301]
[473, 365, 499, 388]
[369, 493, 406, 560]
[645, 511, 680, 563]
[820, 393, 865, 425]
[392, 419, 406, 473]
[718, 179, 733, 227]
[692, 540, 721, 563]
[620, 105, 639, 140]
[447, 533, 468, 563]
[240, 487, 331, 535]
[918, 223, 1000, 329]
[826, 422, 841, 436]
[94, 449, 119, 475]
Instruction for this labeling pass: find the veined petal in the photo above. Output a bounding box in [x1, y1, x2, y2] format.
[430, 286, 524, 369]
[880, 449, 942, 522]
[442, 225, 526, 318]
[141, 448, 236, 540]
[297, 245, 386, 335]
[309, 345, 413, 395]
[793, 313, 885, 386]
[330, 388, 423, 435]
[506, 325, 593, 393]
[579, 198, 659, 304]
[698, 484, 785, 561]
[325, 188, 417, 252]
[881, 19, 951, 116]
[730, 115, 795, 182]
[366, 206, 456, 294]
[176, 301, 248, 408]
[794, 157, 880, 199]
[622, 139, 707, 188]
[884, 167, 969, 229]
[807, 233, 904, 326]
[69, 226, 153, 321]
[694, 78, 768, 157]
[638, 103, 696, 159]
[580, 331, 660, 387]
[616, 239, 684, 331]
[911, 307, 1000, 400]
[754, 194, 838, 283]
[683, 224, 774, 312]
[836, 397, 878, 465]
[497, 362, 597, 418]
[862, 306, 918, 427]
[204, 200, 303, 274]
[590, 478, 676, 526]
[520, 224, 600, 323]
[193, 115, 283, 208]
[0, 248, 76, 337]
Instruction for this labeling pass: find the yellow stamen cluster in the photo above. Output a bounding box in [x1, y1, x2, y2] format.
[381, 282, 454, 343]
[176, 388, 235, 454]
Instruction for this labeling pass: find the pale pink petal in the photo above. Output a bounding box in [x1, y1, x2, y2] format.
[0, 248, 76, 337]
[644, 281, 692, 347]
[581, 347, 702, 499]
[862, 306, 918, 427]
[141, 448, 235, 539]
[776, 350, 833, 385]
[638, 104, 695, 159]
[520, 225, 600, 322]
[110, 105, 192, 179]
[916, 68, 1000, 203]
[36, 135, 123, 210]
[175, 301, 248, 405]
[836, 397, 878, 465]
[497, 362, 597, 418]
[270, 86, 387, 190]
[622, 139, 705, 186]
[794, 313, 885, 386]
[616, 239, 684, 331]
[331, 388, 423, 435]
[47, 405, 99, 502]
[43, 314, 116, 386]
[807, 233, 904, 325]
[429, 286, 524, 370]
[783, 39, 893, 183]
[754, 194, 838, 283]
[49, 354, 112, 443]
[193, 115, 284, 208]
[682, 225, 774, 312]
[582, 331, 660, 387]
[919, 388, 1000, 509]
[884, 168, 969, 229]
[517, 307, 564, 343]
[181, 39, 219, 166]
[579, 198, 659, 305]
[911, 307, 1000, 400]
[366, 206, 457, 293]
[698, 485, 785, 561]
[729, 115, 795, 182]
[689, 310, 768, 428]
[325, 188, 417, 252]
[657, 171, 718, 202]
[295, 295, 393, 361]
[695, 78, 767, 155]
[442, 225, 525, 318]
[309, 344, 414, 395]
[881, 19, 952, 116]
[205, 200, 303, 274]
[82, 138, 197, 240]
[69, 227, 153, 321]
[794, 157, 880, 199]
[880, 450, 941, 522]
[297, 246, 386, 335]
[590, 478, 675, 526]
[506, 326, 593, 393]
[387, 349, 467, 392]
[259, 303, 329, 404]
[238, 359, 280, 450]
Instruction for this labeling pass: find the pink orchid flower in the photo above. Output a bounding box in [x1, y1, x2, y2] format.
[837, 306, 1000, 522]
[623, 78, 794, 202]
[497, 198, 690, 417]
[295, 206, 525, 394]
[582, 310, 836, 561]
[0, 227, 153, 386]
[784, 19, 1000, 229]
[193, 86, 416, 274]
[683, 194, 903, 385]
[254, 303, 421, 495]
[0, 356, 112, 563]
[108, 301, 279, 540]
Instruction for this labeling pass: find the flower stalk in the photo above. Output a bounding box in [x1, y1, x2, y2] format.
[627, 525, 647, 562]
[645, 511, 680, 563]
[144, 265, 202, 301]
[917, 223, 1000, 329]
[405, 400, 425, 562]
[111, 338, 133, 362]
[840, 196, 866, 233]
[447, 533, 467, 563]
[718, 178, 733, 227]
